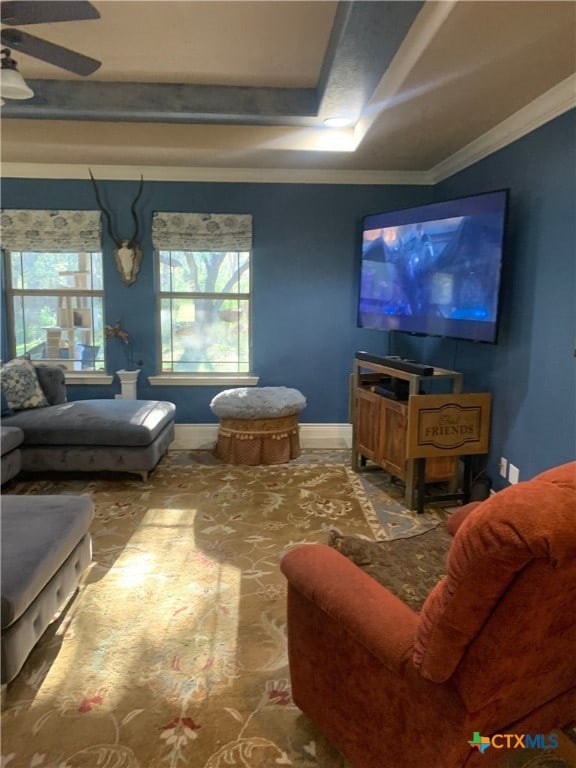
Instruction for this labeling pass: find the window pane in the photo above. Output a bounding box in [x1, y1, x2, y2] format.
[10, 252, 22, 289]
[161, 297, 249, 373]
[236, 252, 250, 293]
[11, 294, 105, 371]
[6, 245, 105, 371]
[12, 294, 57, 356]
[159, 251, 173, 293]
[159, 250, 250, 294]
[12, 251, 103, 291]
[158, 247, 251, 373]
[160, 297, 173, 365]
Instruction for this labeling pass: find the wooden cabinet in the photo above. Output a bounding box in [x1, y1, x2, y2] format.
[375, 395, 409, 480]
[355, 387, 381, 463]
[351, 355, 463, 508]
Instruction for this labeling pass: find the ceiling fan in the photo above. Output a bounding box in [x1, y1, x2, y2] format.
[0, 0, 101, 76]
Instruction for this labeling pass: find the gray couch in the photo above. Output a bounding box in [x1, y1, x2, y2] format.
[1, 494, 94, 685]
[1, 364, 176, 482]
[1, 426, 24, 484]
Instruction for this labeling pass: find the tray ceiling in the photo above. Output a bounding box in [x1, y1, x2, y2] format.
[1, 0, 575, 181]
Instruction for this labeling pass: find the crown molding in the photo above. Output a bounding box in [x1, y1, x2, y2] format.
[0, 163, 432, 186]
[1, 76, 573, 186]
[429, 73, 576, 184]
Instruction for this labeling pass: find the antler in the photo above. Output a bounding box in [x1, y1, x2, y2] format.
[129, 175, 144, 246]
[89, 169, 120, 246]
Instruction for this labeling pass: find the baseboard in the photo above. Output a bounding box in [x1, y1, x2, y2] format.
[300, 424, 352, 449]
[172, 423, 353, 450]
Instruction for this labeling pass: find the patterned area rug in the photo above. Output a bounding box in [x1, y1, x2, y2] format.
[2, 458, 390, 768]
[165, 448, 447, 539]
[327, 526, 453, 612]
[2, 452, 571, 768]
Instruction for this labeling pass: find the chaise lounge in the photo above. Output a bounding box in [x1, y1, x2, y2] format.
[1, 360, 175, 481]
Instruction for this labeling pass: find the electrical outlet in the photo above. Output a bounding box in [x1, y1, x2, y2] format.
[509, 464, 520, 484]
[499, 457, 508, 478]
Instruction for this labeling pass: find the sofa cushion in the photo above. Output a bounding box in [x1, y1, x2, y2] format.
[1, 358, 48, 411]
[1, 495, 94, 628]
[35, 364, 67, 406]
[2, 399, 176, 447]
[1, 426, 25, 457]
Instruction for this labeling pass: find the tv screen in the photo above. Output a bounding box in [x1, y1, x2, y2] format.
[357, 189, 509, 343]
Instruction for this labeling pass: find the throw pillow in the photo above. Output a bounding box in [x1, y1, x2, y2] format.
[1, 357, 49, 411]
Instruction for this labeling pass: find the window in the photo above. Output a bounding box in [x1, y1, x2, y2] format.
[153, 213, 253, 374]
[158, 250, 250, 373]
[1, 210, 104, 371]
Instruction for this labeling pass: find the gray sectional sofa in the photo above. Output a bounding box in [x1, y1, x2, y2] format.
[1, 494, 94, 685]
[0, 364, 177, 689]
[1, 426, 23, 484]
[1, 363, 176, 483]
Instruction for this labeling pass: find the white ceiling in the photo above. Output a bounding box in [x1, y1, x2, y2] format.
[1, 0, 575, 182]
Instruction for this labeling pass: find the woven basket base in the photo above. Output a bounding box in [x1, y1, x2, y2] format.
[214, 415, 301, 465]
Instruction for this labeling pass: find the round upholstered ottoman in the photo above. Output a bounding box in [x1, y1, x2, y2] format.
[210, 387, 306, 465]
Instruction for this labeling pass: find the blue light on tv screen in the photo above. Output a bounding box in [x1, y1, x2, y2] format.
[357, 190, 508, 343]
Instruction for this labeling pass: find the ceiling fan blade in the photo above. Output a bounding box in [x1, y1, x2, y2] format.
[1, 29, 101, 75]
[1, 1, 99, 26]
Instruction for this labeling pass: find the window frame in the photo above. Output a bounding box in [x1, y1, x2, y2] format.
[153, 247, 257, 384]
[3, 248, 112, 384]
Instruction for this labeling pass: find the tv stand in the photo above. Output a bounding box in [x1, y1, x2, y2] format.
[355, 351, 434, 376]
[350, 353, 463, 510]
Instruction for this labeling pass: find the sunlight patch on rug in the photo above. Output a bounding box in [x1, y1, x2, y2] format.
[2, 462, 382, 768]
[1, 455, 563, 768]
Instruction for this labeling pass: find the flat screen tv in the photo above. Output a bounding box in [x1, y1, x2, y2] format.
[357, 189, 509, 343]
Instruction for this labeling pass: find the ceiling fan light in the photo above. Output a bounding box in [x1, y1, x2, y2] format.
[1, 48, 34, 100]
[1, 67, 34, 99]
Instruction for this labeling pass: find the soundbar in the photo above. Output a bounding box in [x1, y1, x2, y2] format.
[356, 351, 434, 376]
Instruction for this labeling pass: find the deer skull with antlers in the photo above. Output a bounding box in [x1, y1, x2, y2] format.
[89, 170, 144, 285]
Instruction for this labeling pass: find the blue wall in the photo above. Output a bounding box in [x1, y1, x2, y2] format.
[0, 178, 430, 419]
[2, 109, 574, 485]
[396, 110, 576, 486]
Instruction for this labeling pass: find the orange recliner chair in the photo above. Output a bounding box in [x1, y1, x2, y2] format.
[280, 462, 576, 768]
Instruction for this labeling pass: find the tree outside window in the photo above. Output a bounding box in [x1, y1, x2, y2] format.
[158, 249, 250, 373]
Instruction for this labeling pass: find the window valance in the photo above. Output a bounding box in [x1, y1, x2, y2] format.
[152, 212, 252, 251]
[0, 210, 101, 251]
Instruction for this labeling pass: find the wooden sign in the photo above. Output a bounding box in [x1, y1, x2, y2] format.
[406, 393, 491, 459]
